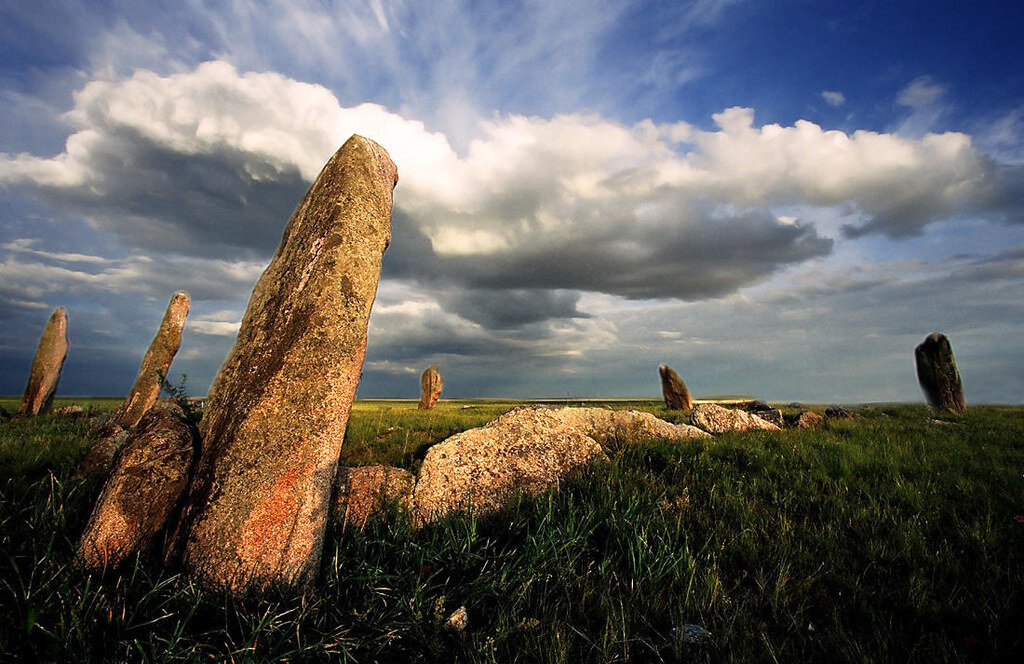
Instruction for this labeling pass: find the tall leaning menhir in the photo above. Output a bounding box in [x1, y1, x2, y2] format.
[170, 135, 398, 593]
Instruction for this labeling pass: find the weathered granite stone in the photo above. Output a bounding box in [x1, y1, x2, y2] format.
[111, 291, 190, 429]
[334, 465, 414, 529]
[76, 422, 130, 478]
[412, 406, 708, 524]
[915, 333, 966, 415]
[689, 403, 781, 434]
[659, 364, 693, 411]
[77, 401, 197, 570]
[739, 400, 783, 427]
[418, 364, 443, 410]
[14, 308, 68, 418]
[796, 411, 824, 429]
[171, 135, 397, 593]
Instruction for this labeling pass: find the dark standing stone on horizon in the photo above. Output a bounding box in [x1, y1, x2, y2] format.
[418, 364, 443, 410]
[659, 364, 693, 411]
[170, 135, 398, 594]
[915, 333, 966, 415]
[15, 307, 69, 418]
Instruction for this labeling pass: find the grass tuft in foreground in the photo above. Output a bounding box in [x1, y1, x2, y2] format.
[0, 402, 1021, 661]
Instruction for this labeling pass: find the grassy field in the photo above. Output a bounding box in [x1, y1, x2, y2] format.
[0, 400, 1022, 662]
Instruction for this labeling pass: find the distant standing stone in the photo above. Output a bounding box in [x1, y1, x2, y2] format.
[171, 135, 398, 593]
[915, 333, 966, 415]
[111, 291, 190, 429]
[15, 307, 69, 418]
[659, 364, 693, 411]
[418, 364, 443, 410]
[78, 401, 197, 570]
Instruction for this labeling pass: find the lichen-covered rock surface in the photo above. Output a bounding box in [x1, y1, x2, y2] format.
[78, 401, 197, 570]
[15, 307, 68, 418]
[171, 135, 398, 593]
[412, 406, 709, 524]
[689, 403, 781, 434]
[334, 465, 414, 529]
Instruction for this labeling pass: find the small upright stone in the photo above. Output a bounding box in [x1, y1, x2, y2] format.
[418, 364, 443, 410]
[172, 135, 398, 593]
[111, 291, 190, 429]
[15, 307, 69, 418]
[659, 364, 693, 411]
[915, 333, 966, 415]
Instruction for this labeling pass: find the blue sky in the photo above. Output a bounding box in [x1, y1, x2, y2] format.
[1, 0, 1022, 403]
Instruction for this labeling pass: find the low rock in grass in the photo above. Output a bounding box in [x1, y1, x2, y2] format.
[690, 403, 780, 434]
[824, 404, 853, 419]
[797, 411, 825, 429]
[412, 406, 708, 524]
[334, 465, 414, 529]
[738, 400, 784, 427]
[77, 401, 197, 570]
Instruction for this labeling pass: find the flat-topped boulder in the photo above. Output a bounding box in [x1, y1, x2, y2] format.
[15, 307, 68, 418]
[689, 403, 781, 434]
[412, 406, 709, 524]
[171, 135, 398, 593]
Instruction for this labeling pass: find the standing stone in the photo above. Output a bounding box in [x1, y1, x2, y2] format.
[171, 135, 398, 593]
[15, 307, 69, 418]
[659, 364, 693, 411]
[78, 401, 197, 570]
[915, 333, 966, 415]
[111, 291, 190, 429]
[418, 364, 443, 410]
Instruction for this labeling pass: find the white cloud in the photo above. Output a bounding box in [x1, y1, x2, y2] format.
[821, 90, 845, 107]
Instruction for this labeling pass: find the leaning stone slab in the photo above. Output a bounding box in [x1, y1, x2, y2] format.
[915, 333, 966, 415]
[15, 307, 68, 418]
[76, 422, 130, 479]
[412, 406, 709, 525]
[172, 135, 398, 593]
[659, 364, 693, 411]
[77, 401, 197, 570]
[111, 291, 190, 429]
[418, 364, 443, 410]
[689, 403, 781, 434]
[334, 465, 414, 529]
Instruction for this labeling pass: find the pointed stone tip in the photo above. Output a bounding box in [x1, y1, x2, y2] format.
[343, 134, 398, 190]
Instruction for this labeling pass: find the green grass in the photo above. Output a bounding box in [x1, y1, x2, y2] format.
[1, 402, 1021, 662]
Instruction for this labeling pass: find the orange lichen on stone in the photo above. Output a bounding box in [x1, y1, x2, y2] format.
[237, 462, 313, 570]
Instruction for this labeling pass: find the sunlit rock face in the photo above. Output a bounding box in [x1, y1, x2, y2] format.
[172, 135, 398, 593]
[15, 307, 68, 418]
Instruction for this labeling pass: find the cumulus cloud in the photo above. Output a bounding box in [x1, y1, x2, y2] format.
[1, 61, 1021, 331]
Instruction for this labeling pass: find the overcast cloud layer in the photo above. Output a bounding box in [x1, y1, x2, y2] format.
[1, 1, 1022, 403]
